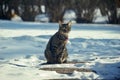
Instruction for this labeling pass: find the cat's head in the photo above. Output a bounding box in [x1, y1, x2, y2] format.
[59, 21, 72, 33]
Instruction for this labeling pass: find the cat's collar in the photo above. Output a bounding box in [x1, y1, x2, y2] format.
[65, 38, 68, 41]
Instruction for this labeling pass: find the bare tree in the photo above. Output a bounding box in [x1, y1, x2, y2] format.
[0, 0, 119, 23]
[74, 0, 99, 23]
[44, 0, 65, 22]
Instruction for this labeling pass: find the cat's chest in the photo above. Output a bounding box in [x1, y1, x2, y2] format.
[56, 35, 68, 44]
[50, 32, 68, 45]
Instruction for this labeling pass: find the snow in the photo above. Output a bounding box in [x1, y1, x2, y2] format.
[35, 14, 49, 23]
[93, 8, 108, 23]
[0, 20, 120, 80]
[11, 14, 22, 22]
[117, 8, 120, 18]
[63, 10, 77, 23]
[11, 10, 22, 22]
[41, 5, 45, 13]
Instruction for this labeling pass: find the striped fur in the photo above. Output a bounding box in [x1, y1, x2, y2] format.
[44, 21, 72, 64]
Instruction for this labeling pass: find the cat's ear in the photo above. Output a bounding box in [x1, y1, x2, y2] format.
[59, 20, 62, 27]
[68, 20, 72, 27]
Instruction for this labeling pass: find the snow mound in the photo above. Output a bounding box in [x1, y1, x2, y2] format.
[63, 10, 77, 23]
[35, 14, 49, 23]
[93, 8, 108, 23]
[11, 14, 22, 22]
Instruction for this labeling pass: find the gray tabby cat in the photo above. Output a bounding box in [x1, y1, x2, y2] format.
[44, 21, 72, 64]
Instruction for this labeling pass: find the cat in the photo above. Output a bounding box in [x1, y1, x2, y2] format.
[44, 21, 72, 64]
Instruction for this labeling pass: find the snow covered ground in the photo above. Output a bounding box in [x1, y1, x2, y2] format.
[0, 20, 120, 80]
